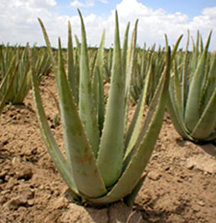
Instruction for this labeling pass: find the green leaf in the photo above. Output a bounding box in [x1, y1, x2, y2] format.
[90, 47, 171, 204]
[92, 30, 105, 135]
[121, 22, 130, 81]
[55, 39, 107, 198]
[124, 55, 151, 159]
[191, 87, 216, 140]
[38, 18, 56, 66]
[124, 20, 138, 131]
[67, 21, 78, 103]
[181, 30, 190, 112]
[29, 46, 80, 199]
[97, 11, 125, 187]
[78, 10, 100, 156]
[167, 80, 192, 140]
[185, 31, 212, 131]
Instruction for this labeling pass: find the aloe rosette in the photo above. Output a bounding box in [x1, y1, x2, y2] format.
[31, 11, 171, 205]
[168, 31, 216, 143]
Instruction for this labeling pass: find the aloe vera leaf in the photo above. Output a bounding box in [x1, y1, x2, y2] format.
[200, 35, 204, 53]
[67, 21, 78, 103]
[185, 32, 212, 132]
[37, 18, 106, 198]
[182, 30, 190, 112]
[90, 48, 171, 204]
[0, 45, 5, 77]
[173, 61, 184, 120]
[202, 53, 216, 110]
[121, 22, 130, 131]
[167, 76, 192, 140]
[106, 48, 113, 80]
[128, 53, 169, 151]
[124, 20, 138, 131]
[191, 31, 200, 73]
[204, 131, 216, 142]
[134, 39, 180, 145]
[75, 35, 81, 54]
[122, 22, 130, 81]
[124, 57, 151, 159]
[38, 18, 56, 66]
[77, 10, 100, 156]
[97, 11, 125, 187]
[167, 98, 192, 140]
[165, 34, 183, 62]
[92, 68, 104, 134]
[55, 39, 107, 198]
[29, 50, 79, 198]
[92, 30, 105, 135]
[191, 87, 216, 140]
[200, 54, 211, 105]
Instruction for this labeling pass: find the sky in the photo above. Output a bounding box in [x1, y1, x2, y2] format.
[0, 0, 216, 51]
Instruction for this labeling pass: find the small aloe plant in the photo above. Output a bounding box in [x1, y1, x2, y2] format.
[31, 10, 171, 205]
[168, 31, 216, 143]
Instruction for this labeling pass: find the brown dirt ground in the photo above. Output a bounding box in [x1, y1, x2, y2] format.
[0, 74, 216, 223]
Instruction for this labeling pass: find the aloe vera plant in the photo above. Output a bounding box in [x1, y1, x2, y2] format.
[0, 44, 51, 112]
[31, 11, 171, 205]
[168, 31, 216, 143]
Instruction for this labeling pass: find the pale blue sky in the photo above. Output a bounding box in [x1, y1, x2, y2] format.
[52, 0, 216, 18]
[140, 0, 216, 18]
[0, 0, 216, 50]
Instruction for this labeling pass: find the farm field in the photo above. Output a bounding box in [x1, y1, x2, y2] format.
[0, 74, 216, 223]
[1, 2, 216, 222]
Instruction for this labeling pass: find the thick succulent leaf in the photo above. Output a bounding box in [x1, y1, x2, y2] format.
[191, 31, 200, 73]
[55, 39, 107, 198]
[90, 48, 171, 204]
[29, 50, 79, 198]
[124, 58, 151, 159]
[121, 22, 130, 131]
[185, 32, 212, 131]
[191, 87, 216, 140]
[38, 18, 56, 66]
[121, 22, 130, 81]
[168, 53, 192, 140]
[38, 18, 106, 198]
[75, 35, 81, 54]
[97, 11, 125, 187]
[124, 20, 138, 131]
[92, 30, 105, 135]
[167, 92, 192, 140]
[165, 34, 183, 62]
[78, 10, 100, 156]
[202, 53, 216, 111]
[181, 30, 190, 112]
[204, 131, 216, 142]
[67, 21, 78, 103]
[172, 63, 184, 122]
